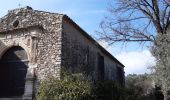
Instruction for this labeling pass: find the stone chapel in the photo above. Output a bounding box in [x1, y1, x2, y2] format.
[0, 7, 125, 99]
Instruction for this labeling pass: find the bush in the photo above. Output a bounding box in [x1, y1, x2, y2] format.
[91, 81, 125, 100]
[91, 81, 139, 100]
[36, 73, 139, 100]
[36, 74, 91, 100]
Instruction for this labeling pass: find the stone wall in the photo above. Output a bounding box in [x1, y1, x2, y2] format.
[61, 17, 124, 82]
[61, 21, 96, 79]
[33, 12, 63, 80]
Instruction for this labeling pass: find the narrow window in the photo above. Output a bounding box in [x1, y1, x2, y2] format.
[117, 66, 125, 86]
[97, 53, 104, 81]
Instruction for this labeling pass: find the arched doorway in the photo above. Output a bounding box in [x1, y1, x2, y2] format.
[0, 46, 28, 97]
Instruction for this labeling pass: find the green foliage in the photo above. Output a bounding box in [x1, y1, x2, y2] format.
[125, 74, 155, 100]
[91, 80, 145, 100]
[91, 81, 128, 100]
[36, 73, 142, 100]
[36, 74, 91, 100]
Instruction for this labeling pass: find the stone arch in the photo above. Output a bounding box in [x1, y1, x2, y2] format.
[0, 42, 31, 61]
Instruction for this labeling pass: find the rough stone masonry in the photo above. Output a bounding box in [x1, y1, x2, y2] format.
[0, 6, 125, 100]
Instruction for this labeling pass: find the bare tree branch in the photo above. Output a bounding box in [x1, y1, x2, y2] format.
[97, 0, 170, 46]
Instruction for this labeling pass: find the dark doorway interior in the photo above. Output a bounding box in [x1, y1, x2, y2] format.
[0, 46, 28, 97]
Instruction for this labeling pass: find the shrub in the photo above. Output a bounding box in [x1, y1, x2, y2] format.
[36, 73, 139, 100]
[35, 74, 91, 100]
[91, 81, 125, 100]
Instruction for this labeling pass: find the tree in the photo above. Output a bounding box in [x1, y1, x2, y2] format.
[97, 0, 170, 97]
[98, 0, 169, 44]
[126, 74, 155, 100]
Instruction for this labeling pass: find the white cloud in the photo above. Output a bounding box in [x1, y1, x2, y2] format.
[115, 50, 156, 75]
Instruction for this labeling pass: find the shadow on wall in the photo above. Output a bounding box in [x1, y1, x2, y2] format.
[0, 40, 7, 58]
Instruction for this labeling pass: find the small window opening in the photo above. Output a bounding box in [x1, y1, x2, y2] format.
[13, 20, 19, 27]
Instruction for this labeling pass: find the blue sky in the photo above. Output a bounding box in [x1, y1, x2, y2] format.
[0, 0, 108, 35]
[0, 0, 155, 75]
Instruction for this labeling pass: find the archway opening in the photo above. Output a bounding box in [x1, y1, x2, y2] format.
[0, 46, 28, 97]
